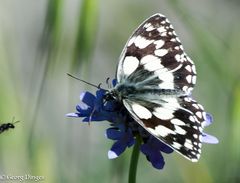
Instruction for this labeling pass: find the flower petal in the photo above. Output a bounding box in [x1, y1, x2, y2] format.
[80, 92, 95, 107]
[200, 133, 219, 144]
[202, 113, 213, 127]
[108, 150, 118, 159]
[76, 105, 92, 116]
[141, 143, 165, 169]
[148, 151, 165, 169]
[109, 141, 127, 158]
[77, 102, 89, 110]
[106, 128, 122, 140]
[96, 89, 106, 99]
[65, 113, 79, 117]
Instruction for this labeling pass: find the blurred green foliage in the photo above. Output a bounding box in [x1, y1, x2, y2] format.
[0, 0, 239, 183]
[72, 0, 98, 73]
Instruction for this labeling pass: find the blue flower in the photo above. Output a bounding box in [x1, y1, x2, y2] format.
[67, 86, 174, 169]
[67, 79, 218, 169]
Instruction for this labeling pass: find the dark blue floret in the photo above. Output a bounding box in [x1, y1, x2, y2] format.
[106, 127, 135, 159]
[140, 136, 173, 169]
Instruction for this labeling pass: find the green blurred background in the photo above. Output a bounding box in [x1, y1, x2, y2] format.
[0, 0, 239, 182]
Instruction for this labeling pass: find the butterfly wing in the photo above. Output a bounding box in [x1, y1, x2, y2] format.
[116, 13, 196, 94]
[123, 96, 208, 162]
[116, 14, 207, 161]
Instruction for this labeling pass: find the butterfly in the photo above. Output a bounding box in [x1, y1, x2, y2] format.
[0, 117, 20, 134]
[104, 13, 212, 162]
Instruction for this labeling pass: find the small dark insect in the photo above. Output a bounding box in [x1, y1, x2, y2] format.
[0, 117, 20, 134]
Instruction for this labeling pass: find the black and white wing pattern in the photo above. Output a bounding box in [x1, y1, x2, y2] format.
[115, 14, 207, 162]
[117, 13, 196, 94]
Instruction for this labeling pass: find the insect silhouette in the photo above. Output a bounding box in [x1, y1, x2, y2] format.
[0, 117, 20, 134]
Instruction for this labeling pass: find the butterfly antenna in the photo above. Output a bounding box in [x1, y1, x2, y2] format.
[67, 73, 105, 90]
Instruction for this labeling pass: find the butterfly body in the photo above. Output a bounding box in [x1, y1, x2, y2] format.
[108, 80, 184, 101]
[104, 13, 213, 162]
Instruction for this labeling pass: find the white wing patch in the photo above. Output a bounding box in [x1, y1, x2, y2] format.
[171, 119, 186, 126]
[157, 72, 174, 89]
[157, 26, 167, 33]
[148, 125, 176, 137]
[154, 49, 168, 57]
[122, 56, 139, 76]
[133, 35, 154, 49]
[127, 36, 136, 46]
[153, 107, 174, 120]
[141, 55, 164, 71]
[184, 139, 194, 150]
[172, 142, 182, 150]
[132, 103, 152, 119]
[154, 39, 165, 49]
[174, 125, 186, 135]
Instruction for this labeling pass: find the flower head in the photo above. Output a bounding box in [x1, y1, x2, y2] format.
[67, 87, 174, 169]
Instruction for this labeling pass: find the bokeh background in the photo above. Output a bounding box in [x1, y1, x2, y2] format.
[0, 0, 240, 182]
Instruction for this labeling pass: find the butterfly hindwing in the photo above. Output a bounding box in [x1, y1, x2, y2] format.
[123, 96, 206, 162]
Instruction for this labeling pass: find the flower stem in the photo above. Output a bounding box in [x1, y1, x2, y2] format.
[128, 135, 141, 183]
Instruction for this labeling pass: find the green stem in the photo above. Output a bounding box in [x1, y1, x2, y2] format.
[128, 135, 141, 183]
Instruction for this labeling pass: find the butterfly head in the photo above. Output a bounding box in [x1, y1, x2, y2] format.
[104, 89, 119, 102]
[104, 82, 138, 102]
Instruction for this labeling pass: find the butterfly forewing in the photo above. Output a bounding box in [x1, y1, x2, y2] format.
[117, 13, 196, 94]
[115, 14, 207, 161]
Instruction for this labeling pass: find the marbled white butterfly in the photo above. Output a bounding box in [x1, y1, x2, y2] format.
[105, 13, 213, 162]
